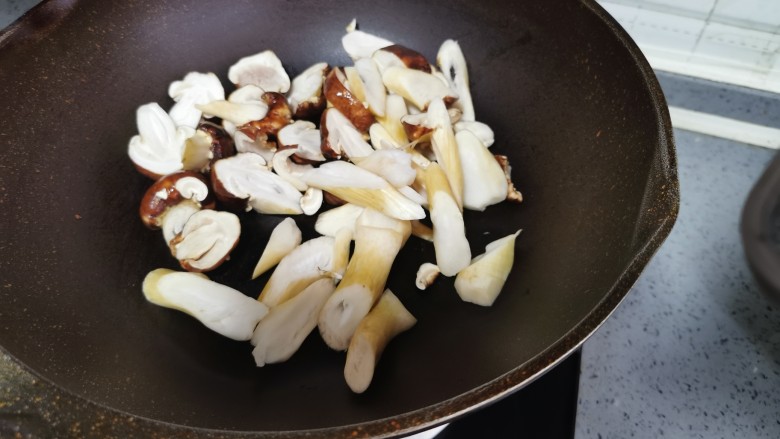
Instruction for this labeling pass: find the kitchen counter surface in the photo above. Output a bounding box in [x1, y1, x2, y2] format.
[2, 3, 780, 438]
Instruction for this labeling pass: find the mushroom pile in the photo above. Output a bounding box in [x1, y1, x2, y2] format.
[128, 21, 522, 393]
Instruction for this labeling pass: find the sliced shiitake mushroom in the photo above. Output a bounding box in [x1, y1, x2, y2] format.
[239, 92, 293, 150]
[378, 45, 431, 73]
[323, 68, 375, 133]
[228, 50, 290, 92]
[170, 209, 241, 272]
[287, 62, 330, 121]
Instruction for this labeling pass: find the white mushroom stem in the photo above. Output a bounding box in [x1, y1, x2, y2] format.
[314, 203, 365, 237]
[354, 58, 386, 117]
[424, 162, 471, 276]
[277, 120, 325, 162]
[355, 207, 411, 245]
[287, 62, 328, 116]
[428, 98, 464, 209]
[271, 148, 312, 191]
[197, 85, 269, 126]
[302, 161, 425, 220]
[454, 120, 494, 147]
[128, 103, 193, 178]
[382, 66, 458, 111]
[352, 149, 416, 188]
[252, 217, 302, 279]
[344, 289, 416, 393]
[369, 123, 400, 150]
[437, 40, 474, 121]
[377, 94, 409, 146]
[142, 269, 268, 341]
[300, 187, 323, 216]
[258, 236, 334, 308]
[454, 230, 521, 306]
[415, 263, 441, 290]
[251, 278, 336, 366]
[456, 130, 508, 211]
[318, 225, 406, 351]
[213, 153, 303, 215]
[171, 210, 241, 273]
[341, 29, 394, 61]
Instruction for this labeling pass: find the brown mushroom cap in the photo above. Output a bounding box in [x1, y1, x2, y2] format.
[198, 121, 236, 164]
[323, 68, 375, 133]
[238, 92, 292, 149]
[139, 171, 214, 229]
[381, 45, 432, 73]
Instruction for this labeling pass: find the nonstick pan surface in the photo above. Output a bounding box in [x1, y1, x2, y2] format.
[0, 0, 678, 436]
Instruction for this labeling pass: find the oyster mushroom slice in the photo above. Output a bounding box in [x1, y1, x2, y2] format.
[128, 103, 194, 179]
[302, 161, 425, 220]
[455, 230, 521, 306]
[454, 120, 494, 147]
[352, 149, 416, 188]
[252, 217, 302, 280]
[287, 62, 329, 119]
[277, 120, 325, 162]
[354, 58, 386, 117]
[344, 289, 416, 393]
[142, 269, 268, 341]
[171, 210, 241, 272]
[456, 130, 508, 211]
[228, 50, 290, 92]
[341, 29, 394, 61]
[251, 278, 336, 367]
[168, 72, 225, 128]
[197, 85, 269, 126]
[258, 236, 335, 308]
[314, 203, 365, 237]
[425, 162, 471, 276]
[300, 188, 323, 216]
[318, 224, 406, 351]
[382, 66, 458, 111]
[437, 39, 475, 121]
[212, 153, 303, 215]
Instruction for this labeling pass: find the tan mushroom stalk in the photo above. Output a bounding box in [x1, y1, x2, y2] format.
[287, 62, 329, 120]
[142, 269, 268, 341]
[331, 227, 353, 280]
[251, 278, 336, 366]
[454, 120, 494, 147]
[369, 123, 400, 150]
[197, 85, 269, 127]
[258, 236, 335, 308]
[170, 210, 241, 272]
[341, 29, 393, 61]
[456, 130, 508, 211]
[415, 263, 441, 290]
[424, 162, 471, 276]
[410, 220, 434, 242]
[320, 108, 374, 159]
[128, 103, 194, 179]
[323, 68, 375, 133]
[377, 94, 409, 146]
[343, 289, 416, 393]
[252, 217, 302, 279]
[437, 40, 475, 121]
[353, 58, 386, 117]
[352, 149, 416, 188]
[211, 153, 303, 215]
[454, 230, 521, 306]
[382, 66, 458, 111]
[302, 161, 425, 220]
[318, 223, 406, 351]
[168, 72, 225, 129]
[428, 98, 464, 209]
[228, 50, 290, 92]
[314, 203, 365, 237]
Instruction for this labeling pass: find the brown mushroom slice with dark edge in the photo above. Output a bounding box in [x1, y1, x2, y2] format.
[323, 68, 375, 133]
[494, 154, 524, 203]
[456, 130, 507, 211]
[211, 153, 303, 215]
[287, 62, 330, 121]
[238, 91, 293, 152]
[377, 45, 431, 73]
[346, 58, 386, 117]
[319, 108, 374, 160]
[182, 121, 236, 173]
[228, 50, 290, 93]
[139, 171, 214, 245]
[170, 209, 241, 272]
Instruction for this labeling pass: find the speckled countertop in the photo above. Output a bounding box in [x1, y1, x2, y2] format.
[2, 3, 780, 438]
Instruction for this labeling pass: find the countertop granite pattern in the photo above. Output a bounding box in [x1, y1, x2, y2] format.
[3, 3, 780, 438]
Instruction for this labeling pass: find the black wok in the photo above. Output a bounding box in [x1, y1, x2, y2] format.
[0, 0, 679, 436]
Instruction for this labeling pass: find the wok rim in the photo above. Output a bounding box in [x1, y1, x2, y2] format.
[0, 0, 680, 437]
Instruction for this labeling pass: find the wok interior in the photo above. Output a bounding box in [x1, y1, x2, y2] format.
[0, 0, 675, 432]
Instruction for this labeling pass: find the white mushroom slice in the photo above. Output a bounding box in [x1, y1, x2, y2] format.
[277, 120, 325, 162]
[371, 49, 405, 75]
[332, 227, 353, 279]
[369, 123, 400, 150]
[127, 103, 193, 178]
[428, 98, 464, 209]
[251, 278, 336, 366]
[272, 148, 311, 191]
[343, 66, 367, 103]
[318, 225, 405, 351]
[382, 66, 458, 111]
[314, 203, 365, 237]
[456, 130, 508, 211]
[344, 289, 416, 393]
[228, 50, 290, 93]
[161, 201, 201, 245]
[301, 161, 425, 220]
[197, 85, 269, 126]
[377, 94, 409, 146]
[287, 62, 328, 117]
[454, 120, 494, 147]
[341, 29, 393, 61]
[168, 72, 225, 128]
[301, 187, 323, 216]
[354, 58, 386, 117]
[258, 236, 335, 307]
[353, 149, 416, 188]
[354, 208, 411, 245]
[425, 163, 471, 277]
[398, 185, 427, 207]
[437, 40, 475, 121]
[415, 263, 440, 290]
[252, 217, 302, 279]
[224, 120, 276, 163]
[142, 269, 268, 341]
[455, 230, 520, 306]
[323, 109, 374, 159]
[212, 153, 302, 215]
[171, 210, 241, 272]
